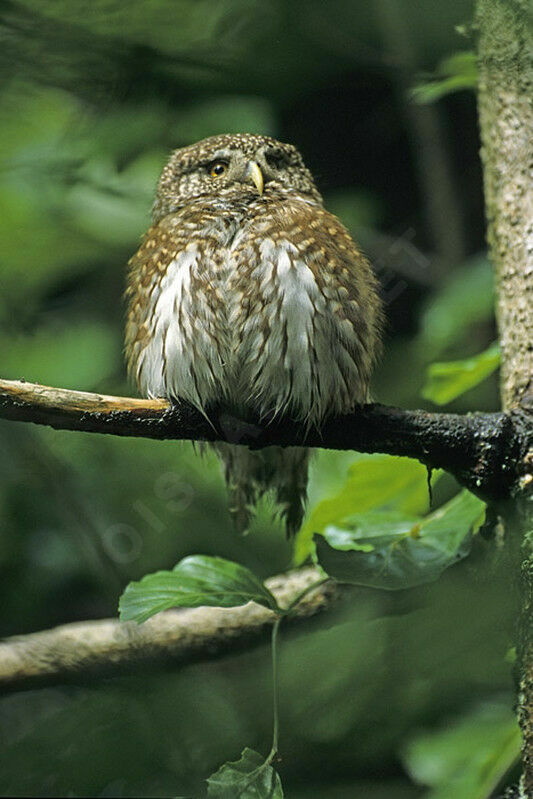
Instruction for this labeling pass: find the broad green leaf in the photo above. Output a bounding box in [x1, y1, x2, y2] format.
[207, 748, 284, 799]
[412, 51, 477, 104]
[422, 342, 500, 405]
[402, 702, 520, 799]
[119, 556, 280, 623]
[417, 256, 494, 359]
[294, 455, 435, 565]
[320, 510, 420, 554]
[315, 490, 485, 590]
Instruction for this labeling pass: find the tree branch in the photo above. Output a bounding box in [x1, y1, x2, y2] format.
[0, 378, 529, 503]
[0, 567, 339, 693]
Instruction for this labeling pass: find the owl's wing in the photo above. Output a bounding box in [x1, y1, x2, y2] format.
[229, 199, 383, 423]
[125, 214, 230, 408]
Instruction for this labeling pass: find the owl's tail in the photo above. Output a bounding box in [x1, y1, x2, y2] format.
[213, 443, 310, 536]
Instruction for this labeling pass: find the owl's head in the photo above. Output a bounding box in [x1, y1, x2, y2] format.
[152, 133, 322, 222]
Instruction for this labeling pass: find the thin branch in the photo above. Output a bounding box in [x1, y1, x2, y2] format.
[0, 567, 338, 693]
[0, 378, 529, 502]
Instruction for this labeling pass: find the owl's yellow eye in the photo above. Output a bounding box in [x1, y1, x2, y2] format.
[209, 161, 227, 178]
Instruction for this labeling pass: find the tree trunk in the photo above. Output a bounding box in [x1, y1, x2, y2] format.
[476, 1, 533, 794]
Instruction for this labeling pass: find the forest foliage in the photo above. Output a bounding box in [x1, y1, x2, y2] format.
[0, 1, 519, 797]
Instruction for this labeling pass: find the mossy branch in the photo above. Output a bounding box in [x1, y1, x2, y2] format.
[0, 567, 337, 693]
[0, 378, 530, 504]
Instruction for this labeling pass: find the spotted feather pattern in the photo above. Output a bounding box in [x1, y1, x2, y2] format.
[125, 134, 383, 534]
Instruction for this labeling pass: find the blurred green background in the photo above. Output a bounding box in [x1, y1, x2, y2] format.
[0, 1, 517, 797]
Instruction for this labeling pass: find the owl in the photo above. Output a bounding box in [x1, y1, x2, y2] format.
[125, 133, 383, 535]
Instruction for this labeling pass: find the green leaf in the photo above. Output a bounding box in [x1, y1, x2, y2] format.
[422, 342, 500, 405]
[402, 702, 520, 799]
[119, 556, 280, 623]
[315, 490, 485, 590]
[207, 748, 284, 799]
[412, 51, 477, 104]
[294, 455, 435, 564]
[417, 256, 494, 359]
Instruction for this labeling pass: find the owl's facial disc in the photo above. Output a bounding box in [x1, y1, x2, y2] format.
[152, 134, 324, 222]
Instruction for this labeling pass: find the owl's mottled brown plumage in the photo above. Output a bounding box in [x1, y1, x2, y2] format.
[125, 133, 383, 534]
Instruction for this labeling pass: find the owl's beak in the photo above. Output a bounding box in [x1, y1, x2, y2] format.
[246, 161, 264, 194]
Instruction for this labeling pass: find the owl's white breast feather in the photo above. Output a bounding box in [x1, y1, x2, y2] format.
[137, 245, 228, 408]
[234, 237, 362, 423]
[136, 227, 365, 423]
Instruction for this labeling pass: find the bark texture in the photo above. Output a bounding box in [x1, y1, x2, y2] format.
[0, 378, 529, 504]
[476, 1, 533, 794]
[477, 0, 533, 411]
[0, 568, 337, 692]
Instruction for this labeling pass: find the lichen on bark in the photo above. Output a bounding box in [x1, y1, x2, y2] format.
[476, 0, 533, 411]
[476, 1, 533, 794]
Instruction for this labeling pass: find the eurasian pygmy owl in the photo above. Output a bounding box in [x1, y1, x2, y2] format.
[125, 133, 383, 535]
